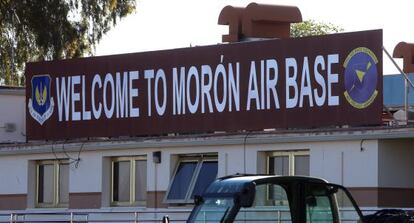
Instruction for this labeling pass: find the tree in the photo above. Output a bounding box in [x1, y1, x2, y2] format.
[291, 20, 343, 38]
[0, 0, 135, 86]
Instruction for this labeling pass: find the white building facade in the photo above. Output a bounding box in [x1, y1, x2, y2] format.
[1, 127, 414, 211]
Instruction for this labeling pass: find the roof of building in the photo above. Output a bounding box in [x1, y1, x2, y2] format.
[0, 85, 25, 96]
[383, 73, 414, 109]
[1, 125, 414, 156]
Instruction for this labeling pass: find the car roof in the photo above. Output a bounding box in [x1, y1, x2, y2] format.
[204, 174, 329, 196]
[217, 174, 327, 185]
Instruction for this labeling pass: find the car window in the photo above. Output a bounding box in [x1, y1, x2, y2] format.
[235, 184, 292, 223]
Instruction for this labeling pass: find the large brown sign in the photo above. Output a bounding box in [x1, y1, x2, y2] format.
[26, 30, 383, 140]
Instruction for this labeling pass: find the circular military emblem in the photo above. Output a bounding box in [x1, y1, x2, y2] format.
[343, 47, 378, 109]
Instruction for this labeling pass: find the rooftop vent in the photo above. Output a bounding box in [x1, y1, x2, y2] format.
[218, 3, 302, 43]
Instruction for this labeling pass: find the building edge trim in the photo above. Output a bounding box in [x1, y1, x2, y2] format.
[0, 88, 25, 96]
[2, 127, 414, 155]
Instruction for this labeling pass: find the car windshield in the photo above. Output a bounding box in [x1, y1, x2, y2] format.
[188, 182, 292, 223]
[189, 197, 234, 223]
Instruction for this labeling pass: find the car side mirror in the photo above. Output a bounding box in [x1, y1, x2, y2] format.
[194, 195, 204, 205]
[162, 215, 170, 223]
[306, 196, 317, 207]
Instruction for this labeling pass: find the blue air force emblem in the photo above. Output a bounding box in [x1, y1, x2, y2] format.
[343, 47, 378, 109]
[28, 75, 54, 125]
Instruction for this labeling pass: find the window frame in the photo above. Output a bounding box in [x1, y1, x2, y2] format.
[110, 156, 147, 207]
[35, 159, 69, 208]
[165, 154, 218, 204]
[267, 150, 310, 176]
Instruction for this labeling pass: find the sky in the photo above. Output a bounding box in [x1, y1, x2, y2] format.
[96, 0, 414, 75]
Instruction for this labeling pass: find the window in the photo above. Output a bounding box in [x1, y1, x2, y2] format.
[166, 154, 218, 203]
[111, 156, 147, 206]
[305, 184, 334, 223]
[268, 151, 309, 176]
[305, 183, 364, 223]
[36, 160, 69, 208]
[236, 184, 292, 222]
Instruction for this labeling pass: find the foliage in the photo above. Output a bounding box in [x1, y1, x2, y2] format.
[0, 0, 135, 86]
[291, 20, 344, 38]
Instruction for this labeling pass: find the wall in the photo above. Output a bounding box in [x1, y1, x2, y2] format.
[0, 144, 236, 210]
[0, 138, 384, 210]
[237, 139, 378, 187]
[0, 155, 28, 194]
[378, 139, 414, 188]
[0, 90, 25, 143]
[309, 140, 380, 207]
[0, 152, 62, 209]
[377, 139, 414, 207]
[310, 140, 378, 187]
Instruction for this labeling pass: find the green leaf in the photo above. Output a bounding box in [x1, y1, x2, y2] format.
[0, 0, 135, 86]
[291, 20, 343, 38]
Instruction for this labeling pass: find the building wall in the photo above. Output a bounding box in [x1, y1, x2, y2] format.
[310, 140, 380, 207]
[378, 139, 414, 187]
[0, 155, 28, 194]
[310, 140, 379, 187]
[1, 137, 414, 211]
[0, 92, 25, 143]
[0, 144, 243, 210]
[377, 139, 414, 207]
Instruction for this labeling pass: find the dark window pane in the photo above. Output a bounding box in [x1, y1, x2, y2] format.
[191, 161, 218, 198]
[38, 164, 54, 204]
[135, 160, 147, 202]
[269, 156, 289, 175]
[59, 164, 69, 204]
[113, 161, 130, 202]
[38, 165, 44, 203]
[268, 157, 274, 175]
[294, 155, 309, 176]
[167, 162, 197, 200]
[113, 162, 119, 201]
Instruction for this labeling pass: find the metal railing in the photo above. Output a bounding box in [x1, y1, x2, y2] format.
[0, 208, 398, 223]
[0, 209, 191, 223]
